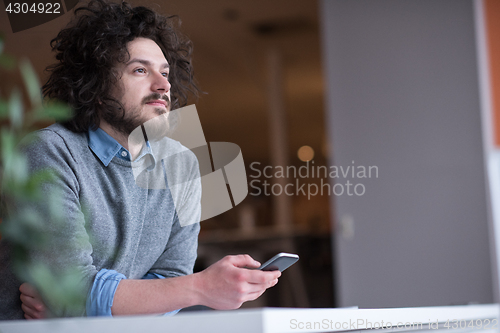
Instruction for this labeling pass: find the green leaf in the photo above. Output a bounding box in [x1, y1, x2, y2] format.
[33, 102, 73, 122]
[1, 130, 16, 174]
[3, 152, 29, 185]
[0, 54, 16, 70]
[20, 59, 42, 108]
[25, 169, 56, 192]
[0, 100, 8, 118]
[0, 130, 30, 187]
[8, 88, 23, 129]
[0, 211, 46, 248]
[21, 263, 86, 317]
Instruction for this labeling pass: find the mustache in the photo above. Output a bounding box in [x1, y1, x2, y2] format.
[142, 93, 171, 109]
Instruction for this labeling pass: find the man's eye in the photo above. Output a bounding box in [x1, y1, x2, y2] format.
[162, 72, 169, 78]
[134, 68, 146, 74]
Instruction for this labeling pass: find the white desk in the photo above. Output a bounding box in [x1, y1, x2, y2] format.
[0, 304, 497, 333]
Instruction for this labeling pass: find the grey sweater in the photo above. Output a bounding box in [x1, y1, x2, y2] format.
[0, 123, 201, 319]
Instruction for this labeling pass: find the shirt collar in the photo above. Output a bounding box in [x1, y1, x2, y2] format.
[88, 127, 123, 166]
[88, 128, 156, 168]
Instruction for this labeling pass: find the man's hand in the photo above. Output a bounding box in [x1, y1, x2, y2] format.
[19, 283, 46, 319]
[194, 254, 281, 310]
[112, 254, 280, 316]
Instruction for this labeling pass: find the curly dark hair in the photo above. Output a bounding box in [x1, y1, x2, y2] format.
[42, 0, 199, 132]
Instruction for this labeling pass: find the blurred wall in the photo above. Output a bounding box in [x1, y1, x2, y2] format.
[320, 0, 493, 307]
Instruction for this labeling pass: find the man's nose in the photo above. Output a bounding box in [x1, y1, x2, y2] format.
[151, 72, 171, 93]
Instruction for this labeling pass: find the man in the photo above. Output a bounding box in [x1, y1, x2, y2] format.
[0, 0, 280, 319]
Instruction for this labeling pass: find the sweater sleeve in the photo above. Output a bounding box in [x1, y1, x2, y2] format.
[86, 270, 181, 316]
[18, 129, 98, 316]
[86, 269, 126, 316]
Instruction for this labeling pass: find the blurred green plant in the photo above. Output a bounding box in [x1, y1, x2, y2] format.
[0, 33, 87, 316]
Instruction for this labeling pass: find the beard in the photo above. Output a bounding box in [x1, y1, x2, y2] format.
[103, 93, 171, 137]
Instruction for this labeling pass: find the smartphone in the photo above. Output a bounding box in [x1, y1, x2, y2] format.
[259, 253, 299, 272]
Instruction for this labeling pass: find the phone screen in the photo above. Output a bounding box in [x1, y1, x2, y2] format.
[259, 253, 299, 272]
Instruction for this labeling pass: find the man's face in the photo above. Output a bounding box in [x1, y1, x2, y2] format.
[105, 37, 171, 135]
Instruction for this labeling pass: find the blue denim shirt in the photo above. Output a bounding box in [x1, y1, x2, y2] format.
[85, 127, 179, 317]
